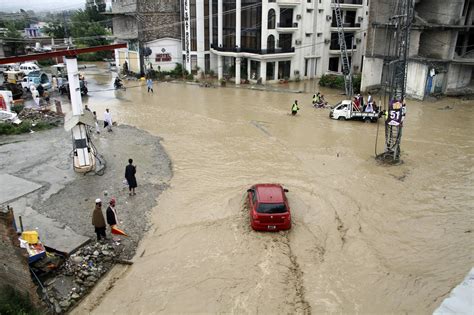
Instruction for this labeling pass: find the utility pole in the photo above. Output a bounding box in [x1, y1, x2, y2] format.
[376, 0, 415, 164]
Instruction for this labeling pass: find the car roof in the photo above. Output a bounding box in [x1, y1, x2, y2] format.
[255, 184, 284, 203]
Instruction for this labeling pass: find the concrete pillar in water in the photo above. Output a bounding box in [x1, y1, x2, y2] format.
[217, 55, 223, 80]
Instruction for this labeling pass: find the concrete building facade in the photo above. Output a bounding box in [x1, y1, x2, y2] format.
[183, 0, 369, 83]
[110, 0, 181, 74]
[361, 0, 474, 99]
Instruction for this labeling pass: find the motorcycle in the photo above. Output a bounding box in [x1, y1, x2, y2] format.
[312, 100, 328, 108]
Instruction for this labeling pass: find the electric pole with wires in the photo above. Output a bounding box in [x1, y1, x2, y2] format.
[376, 0, 415, 164]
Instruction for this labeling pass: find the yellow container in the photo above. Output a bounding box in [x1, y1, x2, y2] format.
[22, 231, 39, 244]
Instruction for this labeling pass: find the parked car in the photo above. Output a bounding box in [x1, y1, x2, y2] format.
[19, 63, 41, 75]
[247, 184, 291, 231]
[20, 71, 51, 91]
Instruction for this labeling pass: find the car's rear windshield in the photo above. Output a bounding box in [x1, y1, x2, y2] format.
[257, 203, 287, 214]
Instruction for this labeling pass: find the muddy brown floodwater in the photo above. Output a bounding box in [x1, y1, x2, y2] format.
[74, 66, 473, 314]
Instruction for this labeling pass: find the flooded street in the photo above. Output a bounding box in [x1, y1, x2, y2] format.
[78, 66, 473, 314]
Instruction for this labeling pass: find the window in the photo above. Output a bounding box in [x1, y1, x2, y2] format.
[329, 57, 339, 72]
[266, 62, 275, 80]
[241, 0, 262, 50]
[268, 9, 276, 29]
[279, 8, 294, 27]
[252, 191, 257, 204]
[257, 203, 287, 214]
[267, 35, 275, 52]
[223, 0, 236, 49]
[278, 60, 291, 79]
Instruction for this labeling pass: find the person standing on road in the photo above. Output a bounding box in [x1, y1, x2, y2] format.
[291, 100, 299, 116]
[106, 198, 119, 241]
[125, 158, 137, 196]
[92, 198, 107, 241]
[146, 78, 154, 93]
[92, 199, 107, 241]
[106, 198, 118, 227]
[31, 86, 40, 107]
[104, 108, 113, 132]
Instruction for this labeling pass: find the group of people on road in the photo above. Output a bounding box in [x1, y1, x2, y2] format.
[290, 91, 380, 116]
[91, 158, 138, 241]
[353, 92, 379, 113]
[84, 105, 114, 133]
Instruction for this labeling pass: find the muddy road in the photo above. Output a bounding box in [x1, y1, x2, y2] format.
[74, 66, 473, 314]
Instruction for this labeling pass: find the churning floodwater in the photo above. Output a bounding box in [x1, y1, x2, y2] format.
[77, 64, 473, 314]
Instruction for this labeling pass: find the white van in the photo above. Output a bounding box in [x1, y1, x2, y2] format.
[19, 63, 41, 75]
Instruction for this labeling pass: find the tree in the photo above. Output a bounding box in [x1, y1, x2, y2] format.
[43, 21, 66, 38]
[69, 6, 111, 60]
[2, 22, 25, 56]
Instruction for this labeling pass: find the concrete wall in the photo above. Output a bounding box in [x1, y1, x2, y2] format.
[360, 56, 383, 91]
[112, 0, 137, 13]
[415, 0, 464, 24]
[406, 61, 428, 100]
[0, 207, 42, 308]
[139, 13, 181, 42]
[446, 63, 473, 90]
[112, 16, 139, 39]
[419, 30, 457, 59]
[146, 38, 182, 71]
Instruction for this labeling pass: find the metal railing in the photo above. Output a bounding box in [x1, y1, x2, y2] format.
[211, 44, 295, 54]
[277, 22, 298, 28]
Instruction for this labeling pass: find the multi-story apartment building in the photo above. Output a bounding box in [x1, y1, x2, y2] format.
[110, 0, 181, 73]
[361, 0, 473, 99]
[182, 0, 369, 83]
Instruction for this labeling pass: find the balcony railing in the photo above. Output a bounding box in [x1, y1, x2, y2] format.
[211, 44, 295, 54]
[329, 43, 357, 50]
[277, 22, 298, 28]
[337, 0, 363, 4]
[331, 22, 361, 28]
[276, 0, 301, 5]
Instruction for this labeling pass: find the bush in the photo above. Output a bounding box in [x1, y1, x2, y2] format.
[11, 104, 24, 114]
[0, 285, 41, 315]
[186, 73, 194, 81]
[319, 73, 362, 93]
[0, 119, 58, 135]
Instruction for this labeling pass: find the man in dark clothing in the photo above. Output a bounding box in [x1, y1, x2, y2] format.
[92, 199, 107, 241]
[125, 158, 137, 196]
[106, 198, 118, 227]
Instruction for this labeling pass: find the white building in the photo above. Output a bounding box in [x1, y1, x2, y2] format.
[182, 0, 369, 83]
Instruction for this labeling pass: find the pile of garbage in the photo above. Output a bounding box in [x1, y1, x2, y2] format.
[42, 241, 122, 314]
[19, 108, 64, 125]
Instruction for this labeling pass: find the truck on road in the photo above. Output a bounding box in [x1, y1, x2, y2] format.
[329, 99, 382, 123]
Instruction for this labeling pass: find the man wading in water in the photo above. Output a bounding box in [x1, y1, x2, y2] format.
[291, 100, 300, 116]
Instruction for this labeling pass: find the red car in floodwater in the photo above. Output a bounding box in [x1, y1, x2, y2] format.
[247, 184, 291, 231]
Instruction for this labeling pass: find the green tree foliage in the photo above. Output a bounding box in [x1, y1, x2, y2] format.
[319, 73, 361, 94]
[69, 6, 111, 60]
[42, 21, 66, 38]
[1, 22, 25, 55]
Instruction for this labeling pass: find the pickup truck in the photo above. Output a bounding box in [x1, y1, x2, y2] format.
[329, 100, 382, 122]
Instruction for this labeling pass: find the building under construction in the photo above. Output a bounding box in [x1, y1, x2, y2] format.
[361, 0, 473, 100]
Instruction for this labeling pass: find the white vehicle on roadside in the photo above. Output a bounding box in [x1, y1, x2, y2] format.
[0, 90, 21, 124]
[329, 99, 381, 123]
[19, 63, 41, 75]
